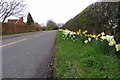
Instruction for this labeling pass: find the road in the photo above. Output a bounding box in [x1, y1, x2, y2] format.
[2, 30, 57, 78]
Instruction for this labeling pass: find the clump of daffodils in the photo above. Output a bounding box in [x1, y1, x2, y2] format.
[58, 29, 64, 31]
[62, 29, 71, 37]
[59, 29, 120, 52]
[100, 35, 116, 46]
[60, 29, 77, 41]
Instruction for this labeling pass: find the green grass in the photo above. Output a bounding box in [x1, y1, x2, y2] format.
[54, 31, 120, 78]
[0, 31, 40, 36]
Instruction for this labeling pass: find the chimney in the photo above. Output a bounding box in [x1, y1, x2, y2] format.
[19, 17, 23, 22]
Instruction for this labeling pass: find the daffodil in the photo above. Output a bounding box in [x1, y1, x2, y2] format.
[87, 34, 90, 37]
[80, 34, 82, 37]
[84, 30, 88, 33]
[88, 37, 91, 42]
[78, 29, 81, 33]
[95, 37, 98, 40]
[76, 31, 80, 35]
[101, 32, 105, 36]
[106, 35, 114, 42]
[73, 35, 75, 38]
[69, 31, 75, 35]
[96, 34, 101, 38]
[111, 39, 116, 44]
[85, 34, 87, 36]
[89, 34, 93, 37]
[84, 40, 88, 44]
[82, 30, 88, 34]
[109, 39, 116, 46]
[59, 29, 63, 31]
[73, 32, 76, 35]
[76, 29, 81, 35]
[115, 44, 120, 51]
[62, 29, 70, 36]
[101, 36, 107, 40]
[92, 35, 96, 38]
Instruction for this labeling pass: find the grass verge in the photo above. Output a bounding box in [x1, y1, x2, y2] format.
[54, 31, 120, 78]
[0, 31, 40, 36]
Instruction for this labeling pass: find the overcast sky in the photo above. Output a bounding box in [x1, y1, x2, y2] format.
[23, 0, 100, 25]
[6, 0, 99, 25]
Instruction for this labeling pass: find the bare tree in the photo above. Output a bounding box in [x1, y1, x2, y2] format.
[0, 0, 27, 22]
[47, 20, 58, 30]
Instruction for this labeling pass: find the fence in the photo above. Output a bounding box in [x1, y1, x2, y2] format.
[2, 23, 38, 35]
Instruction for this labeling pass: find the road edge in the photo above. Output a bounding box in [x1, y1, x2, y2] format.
[45, 31, 58, 78]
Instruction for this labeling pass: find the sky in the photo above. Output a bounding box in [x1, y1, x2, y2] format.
[24, 0, 99, 25]
[8, 0, 98, 25]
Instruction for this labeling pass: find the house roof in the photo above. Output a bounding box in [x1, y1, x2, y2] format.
[8, 17, 25, 25]
[8, 19, 18, 24]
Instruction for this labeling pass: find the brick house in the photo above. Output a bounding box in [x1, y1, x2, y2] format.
[8, 17, 25, 25]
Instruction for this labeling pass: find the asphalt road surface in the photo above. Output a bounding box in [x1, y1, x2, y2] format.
[2, 30, 57, 78]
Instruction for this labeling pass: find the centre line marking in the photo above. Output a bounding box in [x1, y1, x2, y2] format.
[0, 38, 28, 48]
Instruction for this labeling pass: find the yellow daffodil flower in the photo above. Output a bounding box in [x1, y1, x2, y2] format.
[96, 34, 101, 38]
[84, 30, 88, 33]
[76, 31, 80, 35]
[76, 29, 81, 35]
[89, 34, 93, 37]
[92, 35, 96, 38]
[80, 34, 82, 37]
[82, 30, 88, 34]
[101, 36, 106, 40]
[115, 44, 120, 51]
[106, 35, 114, 42]
[85, 34, 87, 36]
[88, 37, 91, 42]
[101, 32, 105, 36]
[87, 34, 90, 37]
[109, 39, 116, 46]
[63, 29, 71, 36]
[78, 29, 81, 33]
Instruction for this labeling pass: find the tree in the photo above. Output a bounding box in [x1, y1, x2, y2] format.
[26, 13, 34, 25]
[58, 23, 64, 27]
[0, 0, 27, 22]
[47, 20, 58, 30]
[34, 22, 40, 27]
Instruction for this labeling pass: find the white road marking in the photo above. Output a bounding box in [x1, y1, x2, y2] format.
[0, 38, 28, 48]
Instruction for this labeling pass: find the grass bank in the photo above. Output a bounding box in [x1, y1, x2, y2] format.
[54, 31, 120, 78]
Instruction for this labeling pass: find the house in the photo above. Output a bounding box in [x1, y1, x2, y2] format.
[8, 17, 25, 25]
